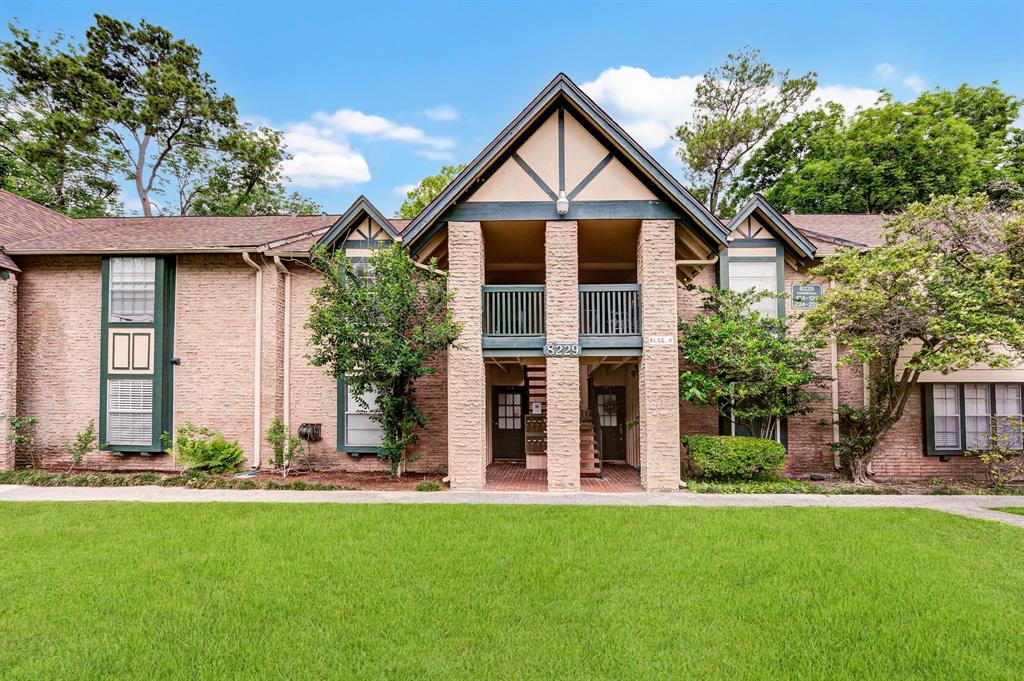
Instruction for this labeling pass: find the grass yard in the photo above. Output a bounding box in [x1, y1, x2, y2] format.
[993, 506, 1024, 516]
[1, 503, 1022, 680]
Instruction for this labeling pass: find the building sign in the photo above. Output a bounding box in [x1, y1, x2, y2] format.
[544, 342, 580, 357]
[647, 336, 674, 345]
[792, 283, 823, 309]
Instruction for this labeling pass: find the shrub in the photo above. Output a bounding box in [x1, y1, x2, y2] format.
[415, 480, 442, 492]
[168, 423, 245, 473]
[966, 416, 1024, 490]
[63, 419, 97, 472]
[265, 416, 304, 477]
[681, 435, 786, 480]
[3, 415, 40, 468]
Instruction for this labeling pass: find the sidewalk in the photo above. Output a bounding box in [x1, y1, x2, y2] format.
[3, 484, 1024, 527]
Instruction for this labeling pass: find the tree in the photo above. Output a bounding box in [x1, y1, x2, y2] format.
[0, 28, 120, 216]
[164, 125, 321, 216]
[306, 244, 461, 475]
[674, 46, 816, 216]
[735, 84, 1024, 213]
[803, 194, 1024, 483]
[396, 163, 465, 219]
[678, 286, 827, 441]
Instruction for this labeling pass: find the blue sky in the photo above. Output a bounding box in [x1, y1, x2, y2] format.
[5, 0, 1024, 216]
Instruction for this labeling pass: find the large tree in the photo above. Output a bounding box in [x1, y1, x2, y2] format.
[674, 46, 816, 216]
[735, 84, 1024, 212]
[395, 163, 465, 219]
[803, 194, 1024, 483]
[306, 244, 461, 475]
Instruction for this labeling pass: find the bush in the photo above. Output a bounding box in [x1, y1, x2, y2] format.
[167, 423, 245, 473]
[682, 435, 786, 480]
[415, 480, 442, 492]
[687, 477, 902, 495]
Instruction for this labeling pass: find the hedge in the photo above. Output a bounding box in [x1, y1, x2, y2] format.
[681, 434, 786, 480]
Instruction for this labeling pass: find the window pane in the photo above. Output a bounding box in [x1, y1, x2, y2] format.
[994, 384, 1023, 450]
[932, 384, 960, 450]
[345, 384, 383, 447]
[728, 260, 777, 317]
[107, 378, 153, 446]
[964, 385, 991, 450]
[109, 257, 156, 322]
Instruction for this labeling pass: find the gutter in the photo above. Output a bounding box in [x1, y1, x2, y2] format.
[675, 256, 718, 267]
[242, 252, 263, 469]
[273, 257, 292, 436]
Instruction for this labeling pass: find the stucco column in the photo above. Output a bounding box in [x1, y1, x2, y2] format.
[545, 220, 580, 491]
[447, 221, 487, 489]
[0, 271, 18, 470]
[637, 220, 681, 491]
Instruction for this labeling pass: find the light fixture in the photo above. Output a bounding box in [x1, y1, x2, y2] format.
[555, 190, 569, 216]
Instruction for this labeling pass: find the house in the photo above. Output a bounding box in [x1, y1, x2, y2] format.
[1, 74, 1020, 489]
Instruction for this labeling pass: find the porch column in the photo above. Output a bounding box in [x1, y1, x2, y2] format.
[447, 221, 487, 490]
[637, 220, 681, 491]
[0, 270, 17, 470]
[545, 220, 581, 491]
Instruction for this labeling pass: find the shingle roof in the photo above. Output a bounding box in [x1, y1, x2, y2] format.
[0, 189, 77, 245]
[787, 213, 889, 255]
[4, 213, 341, 253]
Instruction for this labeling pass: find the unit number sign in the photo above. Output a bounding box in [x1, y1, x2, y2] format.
[544, 343, 581, 357]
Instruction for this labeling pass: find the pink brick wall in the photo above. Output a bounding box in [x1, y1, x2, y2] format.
[677, 266, 719, 438]
[0, 272, 17, 470]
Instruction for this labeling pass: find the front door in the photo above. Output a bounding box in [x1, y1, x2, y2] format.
[595, 387, 626, 461]
[492, 386, 525, 459]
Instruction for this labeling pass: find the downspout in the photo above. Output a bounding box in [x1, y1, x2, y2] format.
[273, 257, 291, 435]
[675, 256, 719, 267]
[242, 252, 262, 469]
[830, 338, 841, 470]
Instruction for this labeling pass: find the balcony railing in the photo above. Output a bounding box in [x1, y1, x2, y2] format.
[482, 285, 546, 337]
[578, 284, 641, 337]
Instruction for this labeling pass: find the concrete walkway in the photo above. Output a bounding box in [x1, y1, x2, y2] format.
[3, 484, 1024, 527]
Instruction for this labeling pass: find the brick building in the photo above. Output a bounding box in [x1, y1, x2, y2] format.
[1, 75, 1020, 488]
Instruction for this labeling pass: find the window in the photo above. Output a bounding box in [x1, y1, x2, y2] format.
[995, 384, 1023, 450]
[106, 379, 153, 446]
[927, 383, 1023, 454]
[932, 384, 961, 450]
[345, 384, 383, 447]
[728, 259, 778, 317]
[109, 257, 156, 322]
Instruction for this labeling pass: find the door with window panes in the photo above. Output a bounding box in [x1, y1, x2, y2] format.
[101, 257, 174, 453]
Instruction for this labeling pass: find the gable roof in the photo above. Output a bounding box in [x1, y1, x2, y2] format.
[3, 213, 340, 253]
[315, 196, 401, 249]
[403, 73, 729, 248]
[728, 194, 816, 259]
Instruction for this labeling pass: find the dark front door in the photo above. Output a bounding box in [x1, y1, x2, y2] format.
[492, 386, 525, 459]
[595, 387, 626, 461]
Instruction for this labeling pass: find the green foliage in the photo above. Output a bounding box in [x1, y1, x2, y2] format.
[167, 422, 244, 473]
[265, 416, 304, 477]
[687, 476, 901, 494]
[3, 414, 40, 468]
[804, 194, 1024, 482]
[306, 243, 461, 475]
[414, 480, 442, 492]
[681, 435, 786, 480]
[674, 46, 816, 215]
[396, 164, 465, 219]
[965, 416, 1024, 490]
[63, 419, 97, 472]
[0, 469, 358, 491]
[678, 286, 827, 439]
[735, 85, 1024, 212]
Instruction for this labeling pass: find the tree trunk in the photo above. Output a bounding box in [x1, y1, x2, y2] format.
[850, 456, 874, 485]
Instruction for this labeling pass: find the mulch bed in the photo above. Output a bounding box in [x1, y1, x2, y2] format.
[242, 469, 445, 491]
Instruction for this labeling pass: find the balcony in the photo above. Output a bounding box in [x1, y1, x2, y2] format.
[481, 284, 642, 354]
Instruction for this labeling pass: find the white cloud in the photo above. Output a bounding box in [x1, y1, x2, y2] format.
[903, 74, 927, 93]
[581, 66, 882, 153]
[393, 183, 417, 197]
[874, 62, 897, 80]
[423, 105, 459, 121]
[269, 108, 457, 188]
[118, 188, 145, 216]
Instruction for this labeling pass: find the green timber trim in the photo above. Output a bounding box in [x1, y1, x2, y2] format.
[336, 376, 381, 456]
[920, 383, 1024, 457]
[316, 195, 400, 250]
[99, 256, 175, 454]
[727, 194, 816, 260]
[512, 154, 558, 200]
[442, 200, 683, 222]
[718, 242, 787, 319]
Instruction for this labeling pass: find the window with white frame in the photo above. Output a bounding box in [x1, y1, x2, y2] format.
[728, 259, 778, 317]
[106, 379, 153, 446]
[109, 257, 156, 322]
[932, 384, 962, 450]
[345, 383, 383, 447]
[995, 384, 1023, 450]
[929, 383, 1023, 453]
[963, 384, 991, 450]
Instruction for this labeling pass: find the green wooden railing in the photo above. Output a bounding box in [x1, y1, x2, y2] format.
[579, 284, 641, 337]
[482, 285, 546, 337]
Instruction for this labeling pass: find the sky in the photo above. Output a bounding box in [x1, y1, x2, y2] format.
[4, 0, 1024, 216]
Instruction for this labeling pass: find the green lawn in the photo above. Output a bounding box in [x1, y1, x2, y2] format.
[1, 504, 1022, 680]
[993, 506, 1024, 516]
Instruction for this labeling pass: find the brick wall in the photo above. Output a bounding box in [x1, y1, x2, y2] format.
[446, 221, 487, 488]
[0, 271, 17, 470]
[637, 220, 681, 491]
[545, 220, 581, 491]
[677, 266, 719, 438]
